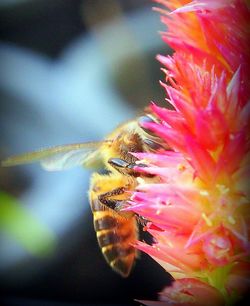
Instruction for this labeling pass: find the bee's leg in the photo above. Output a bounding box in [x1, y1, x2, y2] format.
[90, 172, 134, 213]
[109, 157, 148, 169]
[108, 158, 148, 177]
[98, 187, 126, 212]
[108, 158, 130, 169]
[108, 158, 130, 173]
[98, 185, 148, 225]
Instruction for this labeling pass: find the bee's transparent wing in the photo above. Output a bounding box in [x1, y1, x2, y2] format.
[1, 142, 106, 171]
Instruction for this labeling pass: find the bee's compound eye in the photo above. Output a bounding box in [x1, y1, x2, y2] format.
[138, 115, 158, 136]
[143, 138, 163, 151]
[108, 158, 130, 168]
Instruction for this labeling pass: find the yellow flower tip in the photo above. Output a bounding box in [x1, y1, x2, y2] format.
[202, 212, 213, 227]
[177, 163, 186, 171]
[136, 158, 150, 165]
[228, 216, 236, 225]
[200, 190, 209, 197]
[136, 177, 146, 185]
[216, 184, 230, 195]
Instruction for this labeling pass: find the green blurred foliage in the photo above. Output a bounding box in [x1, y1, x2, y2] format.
[0, 190, 56, 256]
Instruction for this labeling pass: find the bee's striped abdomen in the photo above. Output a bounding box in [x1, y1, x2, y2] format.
[91, 199, 138, 277]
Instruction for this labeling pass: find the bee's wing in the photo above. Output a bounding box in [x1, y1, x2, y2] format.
[1, 141, 107, 171]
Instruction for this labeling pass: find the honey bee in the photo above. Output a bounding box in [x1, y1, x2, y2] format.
[1, 114, 165, 277]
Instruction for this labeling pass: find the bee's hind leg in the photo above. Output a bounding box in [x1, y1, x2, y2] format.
[89, 172, 135, 214]
[98, 187, 127, 212]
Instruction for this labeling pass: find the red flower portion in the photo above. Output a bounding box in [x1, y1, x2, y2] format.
[139, 278, 225, 306]
[156, 0, 250, 84]
[130, 1, 250, 305]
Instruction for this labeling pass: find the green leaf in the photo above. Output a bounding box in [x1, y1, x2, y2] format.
[0, 191, 56, 256]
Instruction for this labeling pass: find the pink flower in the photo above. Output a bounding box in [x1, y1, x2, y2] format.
[138, 278, 225, 306]
[127, 1, 250, 304]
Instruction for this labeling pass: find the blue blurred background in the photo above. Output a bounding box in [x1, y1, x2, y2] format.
[0, 0, 171, 305]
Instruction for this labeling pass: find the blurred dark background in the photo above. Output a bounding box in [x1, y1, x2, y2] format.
[0, 0, 171, 305]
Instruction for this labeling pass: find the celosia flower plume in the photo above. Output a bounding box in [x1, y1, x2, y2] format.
[127, 0, 250, 305]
